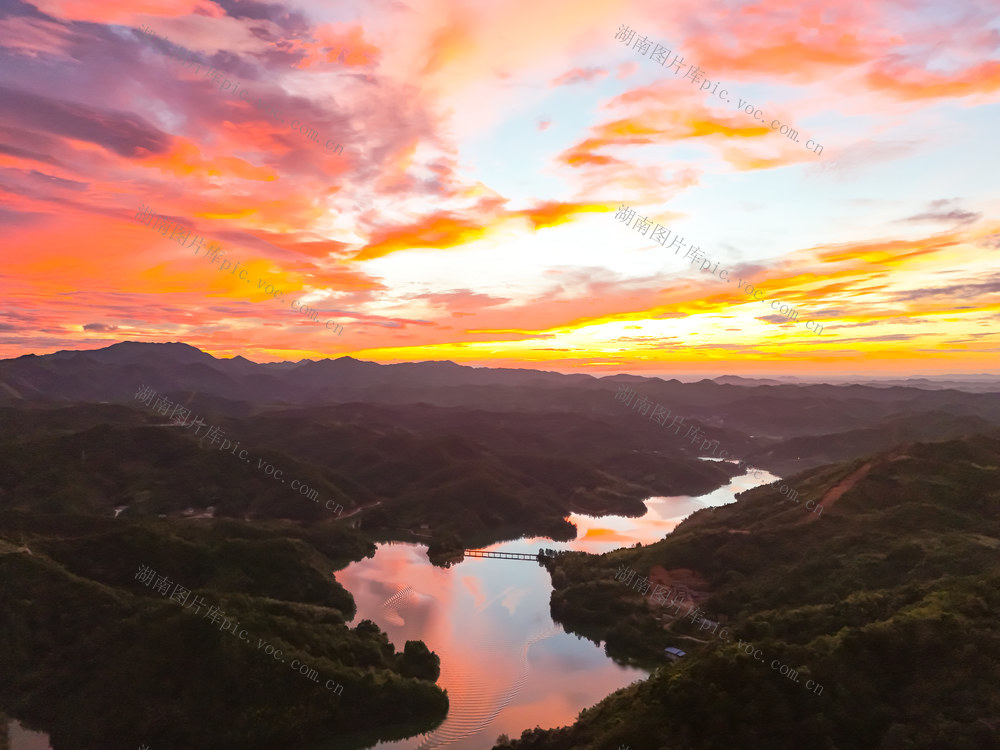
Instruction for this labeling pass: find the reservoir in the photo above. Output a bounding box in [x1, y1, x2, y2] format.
[339, 466, 777, 750]
[5, 467, 778, 750]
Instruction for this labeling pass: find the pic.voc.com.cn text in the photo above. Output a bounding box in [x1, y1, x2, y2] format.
[615, 565, 824, 696]
[613, 383, 731, 457]
[614, 205, 826, 336]
[134, 204, 345, 335]
[613, 24, 822, 156]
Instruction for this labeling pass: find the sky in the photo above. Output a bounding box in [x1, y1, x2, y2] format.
[1, 0, 999, 378]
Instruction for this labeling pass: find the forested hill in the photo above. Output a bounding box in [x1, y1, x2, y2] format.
[496, 432, 1000, 750]
[4, 342, 1000, 479]
[0, 513, 448, 749]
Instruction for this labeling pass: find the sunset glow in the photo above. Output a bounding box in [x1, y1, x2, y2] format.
[1, 0, 998, 376]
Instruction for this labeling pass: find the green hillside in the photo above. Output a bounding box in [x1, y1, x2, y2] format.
[0, 513, 447, 749]
[496, 433, 1000, 750]
[0, 402, 740, 548]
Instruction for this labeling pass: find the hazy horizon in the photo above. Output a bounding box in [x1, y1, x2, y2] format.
[6, 340, 999, 385]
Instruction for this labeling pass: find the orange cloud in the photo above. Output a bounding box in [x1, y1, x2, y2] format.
[387, 0, 624, 98]
[141, 140, 277, 181]
[354, 212, 494, 262]
[677, 0, 882, 83]
[272, 238, 355, 260]
[558, 107, 772, 170]
[692, 30, 876, 81]
[866, 60, 1000, 101]
[293, 24, 382, 69]
[558, 120, 656, 169]
[28, 0, 214, 24]
[560, 146, 623, 168]
[815, 236, 959, 267]
[722, 148, 805, 171]
[353, 201, 608, 260]
[518, 201, 610, 229]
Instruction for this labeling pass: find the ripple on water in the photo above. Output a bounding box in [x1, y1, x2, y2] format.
[376, 583, 566, 748]
[381, 585, 416, 626]
[357, 471, 768, 750]
[412, 624, 564, 749]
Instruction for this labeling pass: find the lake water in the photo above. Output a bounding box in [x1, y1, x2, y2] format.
[338, 465, 776, 750]
[6, 719, 52, 750]
[8, 466, 778, 750]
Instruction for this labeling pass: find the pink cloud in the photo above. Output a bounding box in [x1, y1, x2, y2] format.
[550, 66, 609, 87]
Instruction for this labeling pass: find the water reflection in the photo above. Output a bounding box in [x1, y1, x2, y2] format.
[1, 469, 777, 750]
[340, 542, 645, 750]
[562, 463, 779, 555]
[6, 719, 52, 750]
[340, 467, 775, 749]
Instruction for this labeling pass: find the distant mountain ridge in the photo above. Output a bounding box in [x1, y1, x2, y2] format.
[3, 342, 1000, 477]
[4, 342, 1000, 407]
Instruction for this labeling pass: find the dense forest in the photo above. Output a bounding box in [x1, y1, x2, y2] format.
[494, 433, 1000, 750]
[0, 511, 448, 749]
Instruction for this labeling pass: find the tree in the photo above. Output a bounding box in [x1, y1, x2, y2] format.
[397, 640, 440, 681]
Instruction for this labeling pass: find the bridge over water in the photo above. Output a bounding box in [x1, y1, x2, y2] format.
[464, 549, 538, 561]
[463, 549, 561, 561]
